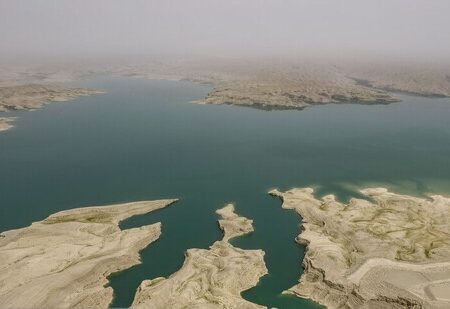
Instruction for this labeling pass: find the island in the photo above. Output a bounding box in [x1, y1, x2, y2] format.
[270, 187, 450, 308]
[132, 204, 268, 309]
[0, 199, 176, 308]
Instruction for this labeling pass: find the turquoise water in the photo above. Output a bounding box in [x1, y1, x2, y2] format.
[1, 76, 450, 308]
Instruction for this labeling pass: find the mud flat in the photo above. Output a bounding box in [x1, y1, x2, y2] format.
[271, 187, 450, 309]
[132, 204, 268, 309]
[0, 199, 176, 308]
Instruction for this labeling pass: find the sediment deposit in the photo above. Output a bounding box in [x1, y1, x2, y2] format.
[271, 187, 450, 309]
[132, 204, 268, 309]
[0, 199, 176, 308]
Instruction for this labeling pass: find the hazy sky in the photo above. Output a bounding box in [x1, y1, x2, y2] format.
[1, 0, 450, 59]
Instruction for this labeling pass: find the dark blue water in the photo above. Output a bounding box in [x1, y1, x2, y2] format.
[1, 76, 450, 308]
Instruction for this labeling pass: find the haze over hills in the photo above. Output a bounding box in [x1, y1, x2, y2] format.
[1, 0, 449, 118]
[2, 1, 450, 309]
[1, 0, 450, 60]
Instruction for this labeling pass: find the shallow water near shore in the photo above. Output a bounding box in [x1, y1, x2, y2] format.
[1, 76, 450, 308]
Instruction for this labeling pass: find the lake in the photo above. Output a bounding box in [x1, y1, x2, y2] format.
[1, 76, 450, 308]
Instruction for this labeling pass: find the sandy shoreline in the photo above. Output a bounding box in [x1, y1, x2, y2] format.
[0, 199, 176, 308]
[271, 187, 450, 308]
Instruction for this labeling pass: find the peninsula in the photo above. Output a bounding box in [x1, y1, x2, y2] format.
[132, 204, 268, 309]
[0, 199, 176, 308]
[271, 187, 450, 308]
[3, 57, 450, 117]
[0, 82, 104, 132]
[100, 57, 450, 110]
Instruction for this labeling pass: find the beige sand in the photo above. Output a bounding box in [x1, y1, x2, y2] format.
[0, 199, 176, 309]
[271, 187, 450, 308]
[0, 117, 15, 132]
[131, 204, 268, 309]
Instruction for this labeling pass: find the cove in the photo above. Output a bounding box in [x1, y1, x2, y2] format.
[1, 76, 450, 308]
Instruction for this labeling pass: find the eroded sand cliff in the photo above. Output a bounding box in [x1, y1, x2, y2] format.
[271, 187, 450, 309]
[0, 199, 176, 308]
[132, 204, 268, 309]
